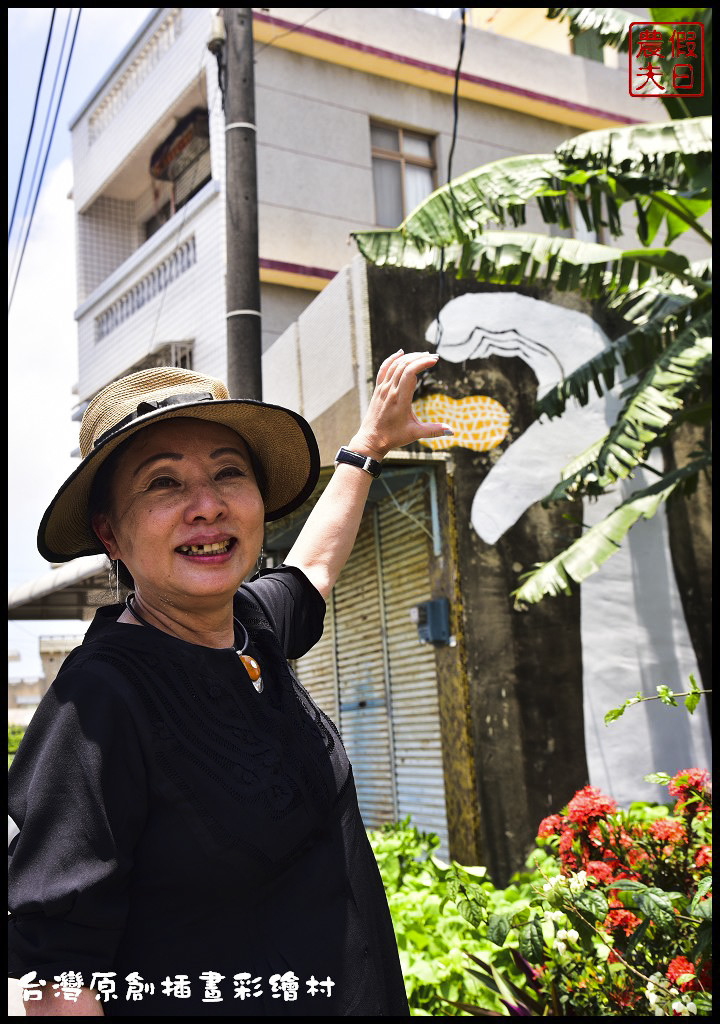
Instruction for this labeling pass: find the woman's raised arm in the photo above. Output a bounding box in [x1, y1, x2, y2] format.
[285, 350, 452, 598]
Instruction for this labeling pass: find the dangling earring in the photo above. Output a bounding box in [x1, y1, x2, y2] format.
[256, 546, 264, 574]
[115, 561, 120, 603]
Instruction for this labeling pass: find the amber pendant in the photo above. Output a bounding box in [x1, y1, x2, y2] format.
[239, 653, 263, 693]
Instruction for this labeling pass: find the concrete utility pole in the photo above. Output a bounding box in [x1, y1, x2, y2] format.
[222, 8, 262, 400]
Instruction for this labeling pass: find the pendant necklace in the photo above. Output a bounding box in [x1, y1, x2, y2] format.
[233, 619, 264, 693]
[124, 594, 263, 693]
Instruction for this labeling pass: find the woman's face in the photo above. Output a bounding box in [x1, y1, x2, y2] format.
[92, 418, 265, 611]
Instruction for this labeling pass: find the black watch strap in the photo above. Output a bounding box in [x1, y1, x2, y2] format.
[334, 446, 383, 478]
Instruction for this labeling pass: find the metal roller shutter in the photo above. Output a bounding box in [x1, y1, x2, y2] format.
[377, 483, 450, 859]
[292, 585, 338, 724]
[334, 515, 395, 826]
[291, 472, 450, 857]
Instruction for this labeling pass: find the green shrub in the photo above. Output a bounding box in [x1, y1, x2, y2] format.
[368, 817, 540, 1015]
[370, 771, 712, 1017]
[8, 724, 26, 768]
[435, 773, 712, 1016]
[8, 725, 26, 754]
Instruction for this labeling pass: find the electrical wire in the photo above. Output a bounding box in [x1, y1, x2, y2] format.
[8, 8, 82, 316]
[253, 8, 330, 59]
[8, 9, 57, 243]
[7, 9, 73, 297]
[446, 7, 467, 187]
[431, 8, 467, 353]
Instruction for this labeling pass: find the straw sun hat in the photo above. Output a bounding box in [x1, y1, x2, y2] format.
[38, 366, 320, 563]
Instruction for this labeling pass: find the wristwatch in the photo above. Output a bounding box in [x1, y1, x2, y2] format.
[334, 446, 383, 478]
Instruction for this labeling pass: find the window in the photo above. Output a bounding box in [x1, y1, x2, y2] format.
[572, 29, 604, 63]
[143, 199, 172, 241]
[371, 123, 436, 227]
[145, 108, 211, 240]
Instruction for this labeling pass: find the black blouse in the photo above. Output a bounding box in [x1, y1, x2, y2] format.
[8, 566, 410, 1016]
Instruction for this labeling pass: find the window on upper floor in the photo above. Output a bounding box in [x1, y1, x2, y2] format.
[371, 123, 436, 227]
[571, 28, 604, 63]
[145, 108, 211, 241]
[143, 199, 173, 241]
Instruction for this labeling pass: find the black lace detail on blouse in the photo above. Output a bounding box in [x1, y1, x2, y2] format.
[66, 590, 350, 866]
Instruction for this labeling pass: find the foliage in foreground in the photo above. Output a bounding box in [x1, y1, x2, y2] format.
[370, 769, 712, 1016]
[8, 724, 26, 769]
[368, 819, 540, 1015]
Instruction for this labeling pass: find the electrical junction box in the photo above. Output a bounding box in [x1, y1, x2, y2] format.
[410, 598, 451, 646]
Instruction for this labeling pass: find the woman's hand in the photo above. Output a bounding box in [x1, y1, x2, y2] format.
[347, 349, 452, 460]
[285, 349, 452, 598]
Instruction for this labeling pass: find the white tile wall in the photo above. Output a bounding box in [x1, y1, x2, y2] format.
[296, 266, 356, 423]
[76, 196, 139, 302]
[72, 9, 213, 213]
[262, 321, 303, 414]
[76, 186, 226, 401]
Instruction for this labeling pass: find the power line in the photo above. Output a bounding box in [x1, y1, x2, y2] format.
[446, 7, 467, 186]
[8, 8, 82, 316]
[431, 8, 467, 352]
[253, 8, 330, 59]
[8, 9, 73, 290]
[8, 9, 57, 243]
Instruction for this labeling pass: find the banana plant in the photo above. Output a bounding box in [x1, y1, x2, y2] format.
[351, 12, 711, 607]
[547, 7, 712, 120]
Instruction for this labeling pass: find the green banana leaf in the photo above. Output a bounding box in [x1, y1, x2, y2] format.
[556, 116, 711, 192]
[537, 293, 712, 418]
[511, 453, 712, 607]
[541, 313, 711, 498]
[607, 258, 711, 325]
[352, 229, 707, 298]
[547, 6, 634, 50]
[351, 119, 712, 258]
[547, 8, 712, 120]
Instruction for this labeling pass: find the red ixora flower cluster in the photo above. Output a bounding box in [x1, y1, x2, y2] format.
[667, 955, 713, 993]
[694, 844, 712, 868]
[649, 817, 687, 844]
[567, 786, 618, 826]
[667, 769, 712, 816]
[538, 787, 627, 875]
[536, 771, 712, 933]
[604, 902, 642, 937]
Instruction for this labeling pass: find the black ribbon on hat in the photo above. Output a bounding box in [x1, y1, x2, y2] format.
[93, 392, 215, 449]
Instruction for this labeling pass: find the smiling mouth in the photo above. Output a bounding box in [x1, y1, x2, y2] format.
[176, 539, 235, 556]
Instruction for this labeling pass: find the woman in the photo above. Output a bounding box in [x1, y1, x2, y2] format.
[9, 353, 450, 1017]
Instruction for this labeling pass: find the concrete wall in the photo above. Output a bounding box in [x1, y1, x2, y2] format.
[362, 266, 711, 882]
[269, 256, 711, 882]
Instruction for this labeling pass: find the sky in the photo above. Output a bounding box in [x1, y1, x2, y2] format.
[8, 8, 153, 679]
